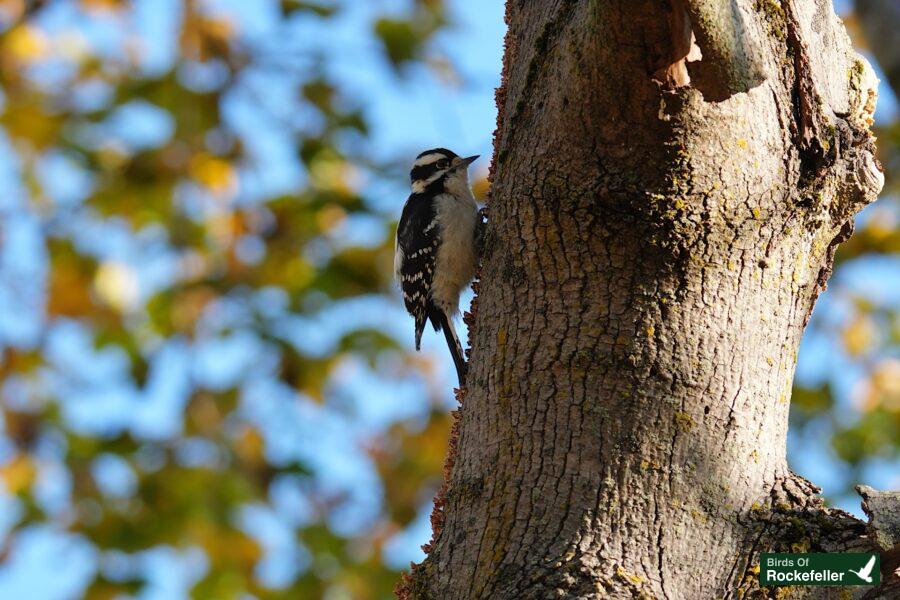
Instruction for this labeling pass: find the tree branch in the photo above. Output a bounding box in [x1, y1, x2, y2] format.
[737, 480, 900, 598]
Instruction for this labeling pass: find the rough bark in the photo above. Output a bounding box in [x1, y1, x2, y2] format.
[400, 1, 893, 598]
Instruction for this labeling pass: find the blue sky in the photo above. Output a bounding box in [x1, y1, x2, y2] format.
[0, 0, 897, 598]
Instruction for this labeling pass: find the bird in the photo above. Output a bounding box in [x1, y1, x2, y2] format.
[848, 555, 876, 583]
[394, 148, 482, 386]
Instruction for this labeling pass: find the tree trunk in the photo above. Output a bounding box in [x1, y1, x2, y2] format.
[400, 1, 896, 598]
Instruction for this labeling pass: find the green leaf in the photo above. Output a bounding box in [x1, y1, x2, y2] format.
[374, 18, 424, 67]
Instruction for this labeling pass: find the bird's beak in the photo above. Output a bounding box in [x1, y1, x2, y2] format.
[452, 155, 479, 171]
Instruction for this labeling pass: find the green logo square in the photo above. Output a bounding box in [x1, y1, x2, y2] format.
[760, 553, 880, 586]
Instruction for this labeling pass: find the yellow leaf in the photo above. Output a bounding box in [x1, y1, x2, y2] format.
[865, 359, 900, 412]
[843, 315, 875, 357]
[47, 268, 93, 317]
[201, 16, 236, 43]
[0, 454, 35, 494]
[189, 153, 238, 197]
[316, 204, 347, 232]
[283, 257, 315, 290]
[207, 211, 236, 246]
[4, 24, 49, 63]
[235, 426, 265, 466]
[309, 155, 360, 195]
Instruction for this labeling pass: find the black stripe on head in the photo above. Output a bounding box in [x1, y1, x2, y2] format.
[410, 148, 458, 183]
[416, 148, 457, 161]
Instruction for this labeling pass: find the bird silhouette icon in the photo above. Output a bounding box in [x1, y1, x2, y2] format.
[848, 555, 877, 583]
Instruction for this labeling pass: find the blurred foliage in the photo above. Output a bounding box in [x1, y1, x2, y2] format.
[0, 0, 456, 598]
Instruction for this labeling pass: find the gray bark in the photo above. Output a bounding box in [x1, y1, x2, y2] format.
[399, 1, 894, 598]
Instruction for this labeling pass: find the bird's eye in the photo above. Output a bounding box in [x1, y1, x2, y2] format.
[437, 159, 449, 169]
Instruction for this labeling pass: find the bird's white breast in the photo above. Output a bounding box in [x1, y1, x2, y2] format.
[431, 191, 478, 315]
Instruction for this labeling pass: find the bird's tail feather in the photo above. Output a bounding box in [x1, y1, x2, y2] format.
[435, 310, 467, 386]
[414, 311, 427, 351]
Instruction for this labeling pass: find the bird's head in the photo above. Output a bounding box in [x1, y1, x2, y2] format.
[410, 148, 479, 194]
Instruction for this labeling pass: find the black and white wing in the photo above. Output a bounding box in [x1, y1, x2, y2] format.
[395, 193, 440, 350]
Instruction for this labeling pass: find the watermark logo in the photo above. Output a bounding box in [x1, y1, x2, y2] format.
[760, 553, 880, 586]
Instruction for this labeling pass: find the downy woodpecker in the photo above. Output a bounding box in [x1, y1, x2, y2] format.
[394, 148, 481, 386]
